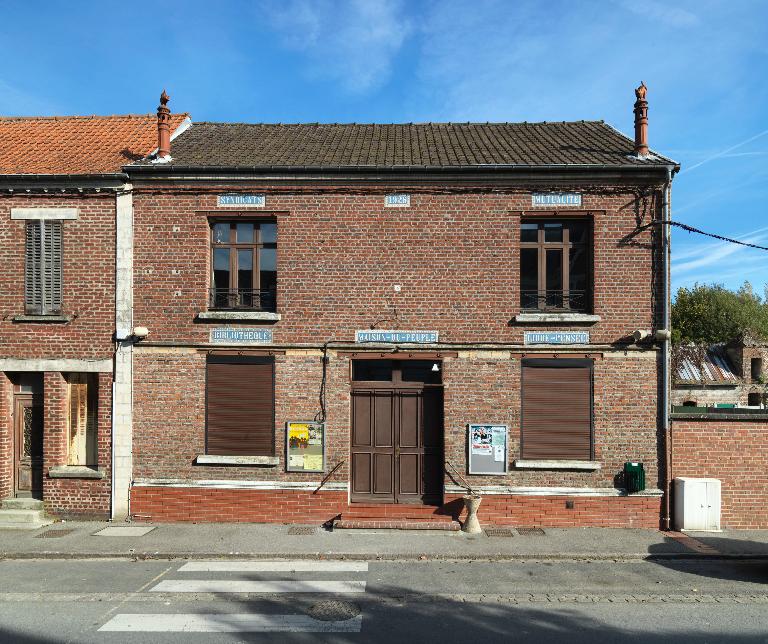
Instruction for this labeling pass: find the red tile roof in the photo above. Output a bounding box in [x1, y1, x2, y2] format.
[0, 113, 189, 175]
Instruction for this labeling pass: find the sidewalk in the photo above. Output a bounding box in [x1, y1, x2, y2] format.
[1, 522, 767, 560]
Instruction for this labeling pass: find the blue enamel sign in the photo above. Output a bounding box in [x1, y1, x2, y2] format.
[524, 331, 589, 345]
[531, 193, 582, 207]
[385, 194, 410, 207]
[210, 328, 273, 344]
[217, 194, 266, 207]
[355, 330, 439, 344]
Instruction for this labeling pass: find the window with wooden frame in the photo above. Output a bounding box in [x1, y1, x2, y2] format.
[520, 218, 591, 312]
[521, 358, 593, 460]
[25, 220, 63, 315]
[210, 221, 276, 311]
[205, 355, 275, 456]
[67, 374, 97, 466]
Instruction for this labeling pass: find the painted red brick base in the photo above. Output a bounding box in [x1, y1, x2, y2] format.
[130, 486, 662, 528]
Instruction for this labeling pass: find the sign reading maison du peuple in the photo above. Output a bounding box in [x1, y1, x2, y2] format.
[217, 194, 266, 207]
[355, 330, 439, 344]
[531, 193, 582, 207]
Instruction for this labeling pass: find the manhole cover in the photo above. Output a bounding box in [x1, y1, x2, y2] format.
[36, 529, 74, 538]
[485, 528, 514, 537]
[517, 527, 546, 536]
[307, 600, 361, 622]
[288, 526, 316, 535]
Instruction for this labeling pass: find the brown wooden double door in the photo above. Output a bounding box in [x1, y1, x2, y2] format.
[350, 361, 444, 505]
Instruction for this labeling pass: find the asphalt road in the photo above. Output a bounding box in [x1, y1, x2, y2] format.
[0, 558, 766, 643]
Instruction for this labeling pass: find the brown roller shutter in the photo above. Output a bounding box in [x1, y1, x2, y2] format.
[521, 358, 593, 460]
[206, 356, 275, 456]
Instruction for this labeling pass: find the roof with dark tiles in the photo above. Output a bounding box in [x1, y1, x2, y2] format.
[0, 114, 189, 175]
[132, 120, 676, 170]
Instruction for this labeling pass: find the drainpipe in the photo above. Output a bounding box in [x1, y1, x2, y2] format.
[662, 165, 673, 530]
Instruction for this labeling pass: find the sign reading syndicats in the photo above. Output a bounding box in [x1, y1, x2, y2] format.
[355, 330, 439, 344]
[217, 194, 266, 207]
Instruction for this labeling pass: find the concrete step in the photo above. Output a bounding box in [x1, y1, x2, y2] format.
[0, 519, 54, 531]
[333, 518, 461, 531]
[2, 498, 44, 511]
[0, 509, 47, 523]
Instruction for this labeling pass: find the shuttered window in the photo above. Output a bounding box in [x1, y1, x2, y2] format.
[67, 374, 98, 466]
[25, 220, 63, 315]
[521, 358, 593, 460]
[206, 356, 275, 456]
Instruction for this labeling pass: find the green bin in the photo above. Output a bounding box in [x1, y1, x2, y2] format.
[624, 462, 645, 494]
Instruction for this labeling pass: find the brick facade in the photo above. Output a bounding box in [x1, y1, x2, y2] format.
[129, 181, 667, 527]
[671, 416, 768, 529]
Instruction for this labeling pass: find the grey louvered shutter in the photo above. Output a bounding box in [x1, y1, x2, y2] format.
[24, 222, 43, 314]
[25, 220, 63, 315]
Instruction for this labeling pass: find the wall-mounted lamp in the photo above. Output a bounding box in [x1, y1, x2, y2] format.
[132, 326, 150, 340]
[431, 363, 440, 372]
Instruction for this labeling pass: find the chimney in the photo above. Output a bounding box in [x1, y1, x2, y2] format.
[157, 89, 171, 158]
[633, 81, 649, 157]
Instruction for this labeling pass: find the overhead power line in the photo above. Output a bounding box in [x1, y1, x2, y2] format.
[639, 220, 768, 252]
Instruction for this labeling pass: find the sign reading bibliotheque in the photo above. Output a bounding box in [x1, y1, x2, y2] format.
[210, 328, 273, 344]
[286, 421, 325, 472]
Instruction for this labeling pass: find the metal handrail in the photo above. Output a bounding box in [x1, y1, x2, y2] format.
[445, 460, 477, 496]
[313, 459, 345, 495]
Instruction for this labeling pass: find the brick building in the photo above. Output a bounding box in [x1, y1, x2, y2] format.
[0, 112, 187, 521]
[122, 86, 679, 528]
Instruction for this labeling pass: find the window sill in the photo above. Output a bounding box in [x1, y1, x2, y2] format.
[48, 466, 105, 479]
[513, 313, 601, 324]
[196, 311, 281, 322]
[196, 454, 279, 466]
[513, 459, 601, 471]
[12, 315, 72, 323]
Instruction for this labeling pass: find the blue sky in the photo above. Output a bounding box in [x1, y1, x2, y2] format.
[1, 0, 766, 295]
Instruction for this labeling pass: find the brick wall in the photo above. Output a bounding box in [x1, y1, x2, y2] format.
[671, 416, 768, 528]
[0, 194, 116, 359]
[131, 185, 662, 345]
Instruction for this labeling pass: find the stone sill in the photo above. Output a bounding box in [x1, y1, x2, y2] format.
[196, 311, 281, 322]
[514, 313, 601, 324]
[12, 315, 72, 323]
[48, 466, 104, 479]
[195, 455, 279, 466]
[513, 459, 601, 471]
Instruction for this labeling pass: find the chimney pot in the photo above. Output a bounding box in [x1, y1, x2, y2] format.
[633, 81, 649, 157]
[157, 89, 171, 158]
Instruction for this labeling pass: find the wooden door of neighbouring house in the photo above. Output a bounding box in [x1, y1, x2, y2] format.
[350, 360, 443, 505]
[14, 394, 43, 499]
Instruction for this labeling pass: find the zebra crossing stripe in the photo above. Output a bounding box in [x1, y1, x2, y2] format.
[178, 561, 369, 572]
[99, 613, 363, 633]
[150, 580, 367, 594]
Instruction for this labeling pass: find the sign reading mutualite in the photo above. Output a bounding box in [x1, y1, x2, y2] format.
[531, 193, 582, 207]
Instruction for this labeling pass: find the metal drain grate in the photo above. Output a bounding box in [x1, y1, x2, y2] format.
[517, 527, 546, 536]
[308, 600, 360, 622]
[287, 526, 316, 535]
[485, 528, 514, 537]
[36, 529, 74, 539]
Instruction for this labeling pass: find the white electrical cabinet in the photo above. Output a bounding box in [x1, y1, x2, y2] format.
[673, 477, 721, 532]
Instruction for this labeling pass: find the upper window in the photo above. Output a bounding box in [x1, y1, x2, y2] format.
[25, 220, 63, 315]
[520, 219, 591, 312]
[210, 221, 276, 311]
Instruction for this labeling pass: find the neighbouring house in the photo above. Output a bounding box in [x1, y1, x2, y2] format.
[670, 334, 768, 529]
[0, 110, 188, 521]
[119, 85, 678, 528]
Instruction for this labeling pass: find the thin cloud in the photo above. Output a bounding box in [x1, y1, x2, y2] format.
[681, 129, 768, 174]
[260, 0, 412, 94]
[617, 0, 700, 28]
[674, 230, 768, 275]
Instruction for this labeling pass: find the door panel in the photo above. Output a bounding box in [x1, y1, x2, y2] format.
[14, 395, 43, 499]
[350, 362, 444, 505]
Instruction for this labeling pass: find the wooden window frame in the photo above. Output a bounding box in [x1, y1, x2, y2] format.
[520, 358, 594, 461]
[66, 373, 98, 467]
[520, 217, 592, 313]
[209, 219, 276, 311]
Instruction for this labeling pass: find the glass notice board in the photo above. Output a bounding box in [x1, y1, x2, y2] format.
[467, 424, 508, 475]
[286, 421, 325, 472]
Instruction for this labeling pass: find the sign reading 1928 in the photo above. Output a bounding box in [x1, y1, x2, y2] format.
[217, 194, 266, 207]
[531, 193, 582, 207]
[524, 331, 589, 345]
[385, 194, 410, 207]
[356, 330, 439, 344]
[210, 328, 273, 344]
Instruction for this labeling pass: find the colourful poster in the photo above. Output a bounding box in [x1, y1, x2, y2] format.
[286, 421, 325, 472]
